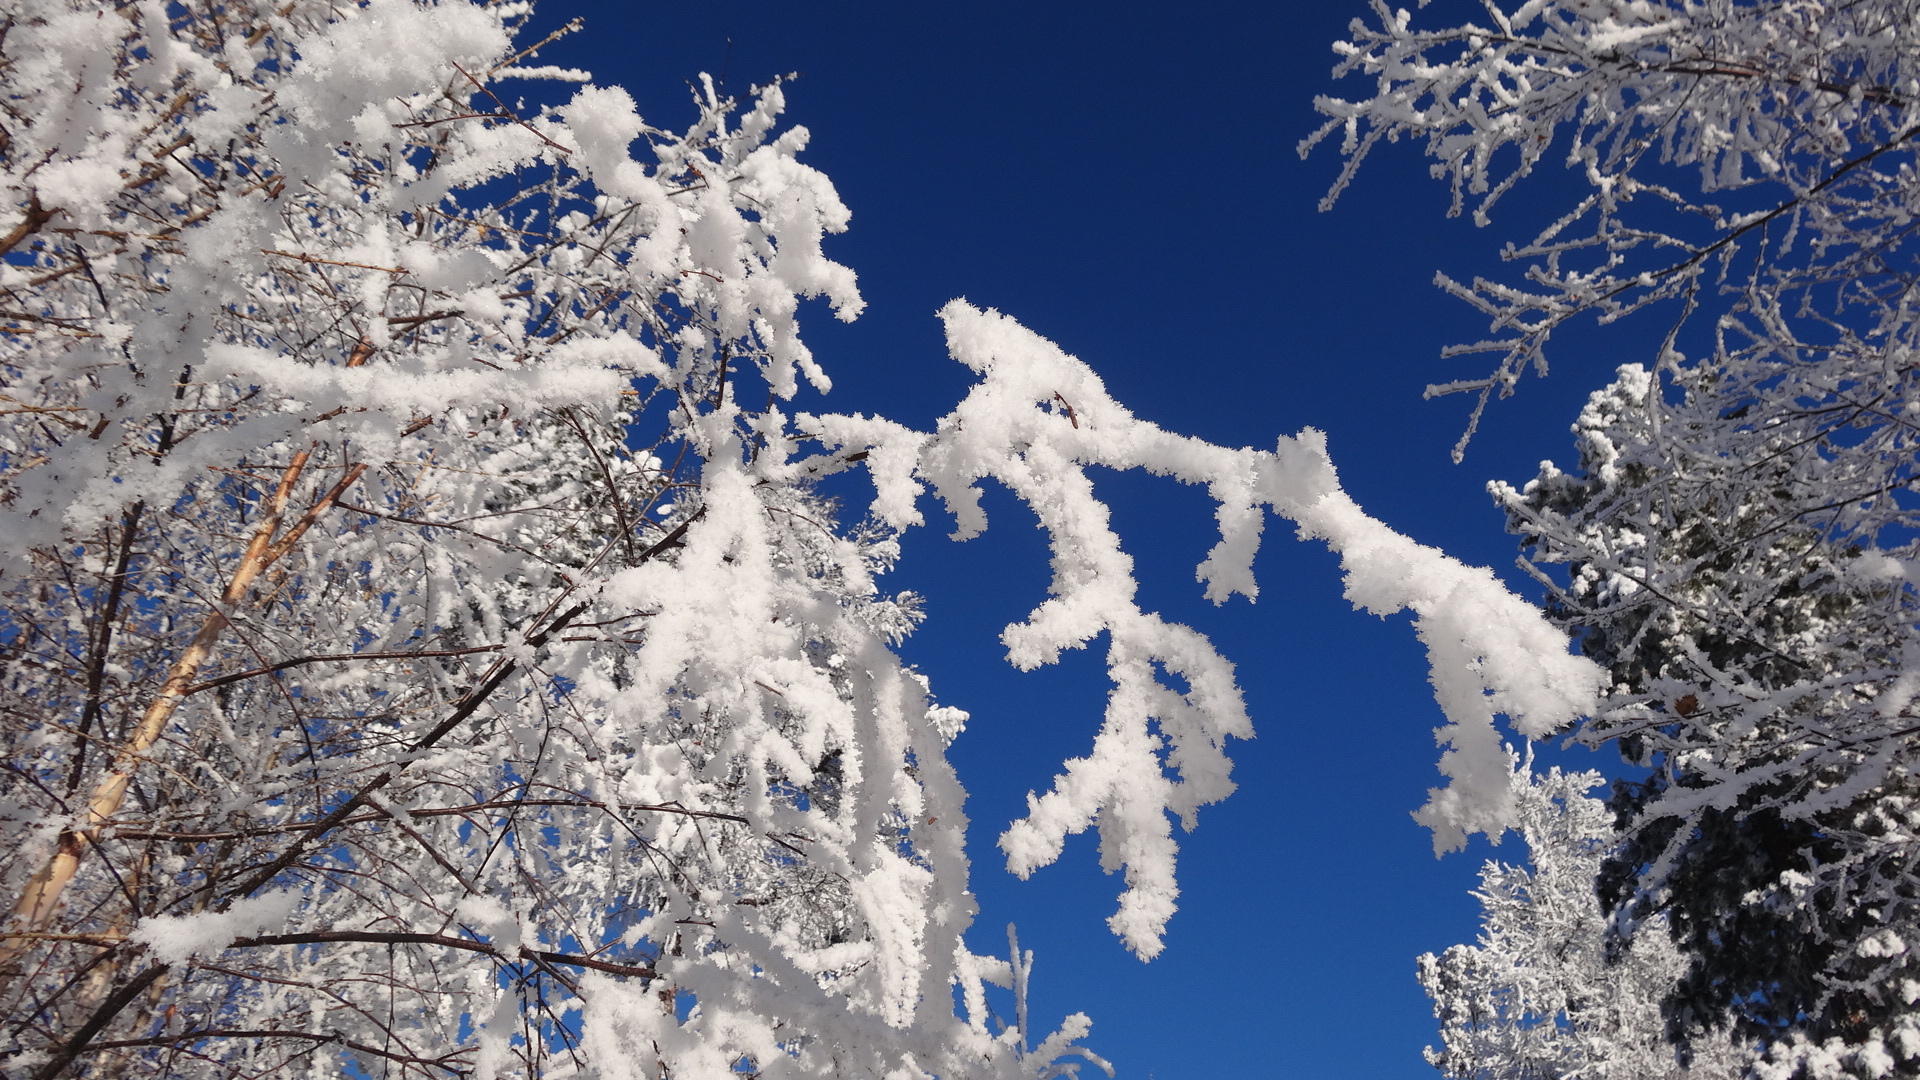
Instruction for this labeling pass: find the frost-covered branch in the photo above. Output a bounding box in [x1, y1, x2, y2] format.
[1305, 0, 1920, 460]
[815, 303, 1599, 957]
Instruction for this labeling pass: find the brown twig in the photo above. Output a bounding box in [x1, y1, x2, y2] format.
[0, 192, 57, 257]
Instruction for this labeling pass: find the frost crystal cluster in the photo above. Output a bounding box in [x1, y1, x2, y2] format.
[1310, 0, 1920, 1075]
[0, 1, 1596, 1078]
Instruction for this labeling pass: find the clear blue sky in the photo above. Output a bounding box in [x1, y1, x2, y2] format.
[543, 2, 1657, 1076]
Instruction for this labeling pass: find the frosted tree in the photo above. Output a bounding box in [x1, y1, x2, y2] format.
[0, 1, 1598, 1078]
[1420, 755, 1747, 1080]
[0, 4, 1030, 1075]
[1500, 368, 1920, 1079]
[1309, 1, 1920, 1074]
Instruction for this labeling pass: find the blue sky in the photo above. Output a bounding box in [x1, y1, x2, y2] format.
[544, 2, 1663, 1076]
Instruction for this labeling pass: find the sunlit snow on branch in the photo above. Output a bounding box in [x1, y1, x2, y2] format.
[816, 303, 1600, 959]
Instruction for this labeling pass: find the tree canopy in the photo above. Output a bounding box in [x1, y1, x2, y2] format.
[0, 3, 1597, 1078]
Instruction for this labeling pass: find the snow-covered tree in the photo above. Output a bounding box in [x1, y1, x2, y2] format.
[1499, 366, 1920, 1076]
[0, 2, 1599, 1077]
[1420, 755, 1747, 1080]
[1309, 1, 1920, 1074]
